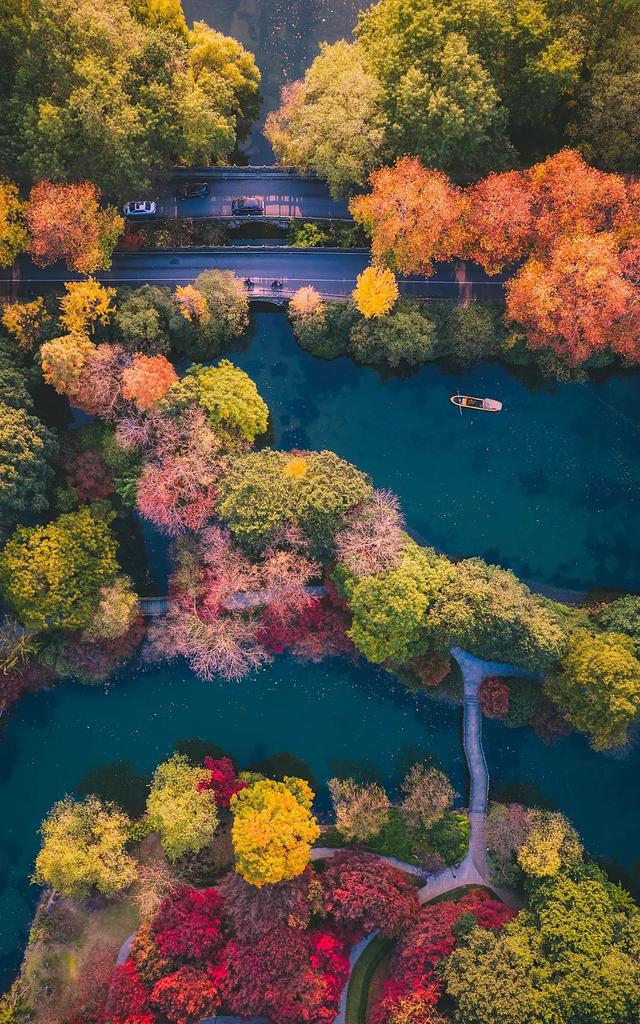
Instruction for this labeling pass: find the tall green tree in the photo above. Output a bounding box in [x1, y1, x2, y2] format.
[425, 558, 568, 671]
[4, 0, 260, 197]
[339, 541, 456, 664]
[219, 448, 372, 557]
[386, 32, 514, 173]
[444, 873, 640, 1024]
[146, 753, 219, 861]
[265, 41, 387, 197]
[0, 402, 56, 527]
[34, 795, 136, 897]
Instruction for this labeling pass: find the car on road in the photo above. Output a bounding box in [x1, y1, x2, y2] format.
[123, 200, 156, 218]
[231, 195, 265, 216]
[176, 182, 209, 200]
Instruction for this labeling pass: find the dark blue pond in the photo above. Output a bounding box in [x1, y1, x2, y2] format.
[2, 311, 640, 988]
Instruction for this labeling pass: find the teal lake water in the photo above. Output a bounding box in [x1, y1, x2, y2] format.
[2, 312, 640, 986]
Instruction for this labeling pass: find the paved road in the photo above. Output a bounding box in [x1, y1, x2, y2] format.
[7, 249, 506, 302]
[151, 167, 352, 221]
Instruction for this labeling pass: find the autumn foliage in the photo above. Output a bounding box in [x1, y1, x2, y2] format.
[27, 180, 123, 273]
[351, 158, 467, 275]
[478, 676, 510, 718]
[352, 265, 399, 318]
[197, 756, 247, 808]
[353, 149, 640, 364]
[152, 887, 224, 961]
[372, 888, 515, 1024]
[122, 354, 178, 411]
[322, 851, 419, 937]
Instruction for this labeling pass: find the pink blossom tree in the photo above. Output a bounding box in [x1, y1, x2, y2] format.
[335, 491, 405, 577]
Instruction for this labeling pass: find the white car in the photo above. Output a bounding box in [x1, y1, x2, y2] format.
[123, 200, 157, 218]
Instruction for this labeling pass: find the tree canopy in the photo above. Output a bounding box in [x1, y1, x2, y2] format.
[266, 0, 640, 187]
[34, 795, 136, 897]
[165, 360, 269, 442]
[444, 873, 640, 1024]
[0, 508, 119, 632]
[546, 631, 640, 749]
[1, 0, 260, 197]
[230, 776, 320, 886]
[146, 753, 220, 861]
[265, 41, 387, 198]
[219, 448, 372, 557]
[339, 541, 455, 664]
[0, 401, 56, 525]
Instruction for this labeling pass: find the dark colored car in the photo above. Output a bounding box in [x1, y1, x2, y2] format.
[176, 181, 209, 200]
[231, 195, 265, 216]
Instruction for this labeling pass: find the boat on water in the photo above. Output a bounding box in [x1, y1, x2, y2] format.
[450, 393, 503, 412]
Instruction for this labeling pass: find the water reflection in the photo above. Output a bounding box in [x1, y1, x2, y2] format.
[183, 0, 369, 160]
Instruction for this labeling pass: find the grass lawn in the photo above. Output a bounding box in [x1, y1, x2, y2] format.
[345, 935, 395, 1024]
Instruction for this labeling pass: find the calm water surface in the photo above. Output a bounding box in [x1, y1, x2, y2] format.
[2, 313, 640, 985]
[230, 313, 640, 592]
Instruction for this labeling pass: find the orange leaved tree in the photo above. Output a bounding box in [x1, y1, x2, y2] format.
[27, 181, 124, 273]
[506, 233, 640, 364]
[350, 157, 467, 276]
[122, 354, 179, 412]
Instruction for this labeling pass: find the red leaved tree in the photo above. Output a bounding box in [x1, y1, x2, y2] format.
[152, 887, 224, 962]
[65, 450, 114, 502]
[103, 960, 150, 1024]
[335, 490, 405, 577]
[372, 888, 514, 1024]
[150, 963, 226, 1024]
[27, 180, 123, 273]
[322, 851, 419, 938]
[72, 343, 131, 419]
[223, 925, 349, 1024]
[145, 594, 270, 682]
[478, 676, 510, 719]
[218, 867, 317, 942]
[136, 455, 220, 536]
[197, 756, 247, 808]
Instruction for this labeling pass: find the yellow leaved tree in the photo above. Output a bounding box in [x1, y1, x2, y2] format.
[146, 753, 219, 861]
[39, 332, 96, 395]
[2, 297, 48, 350]
[34, 795, 136, 897]
[517, 811, 582, 878]
[352, 265, 398, 318]
[231, 776, 320, 886]
[59, 278, 116, 335]
[175, 284, 210, 324]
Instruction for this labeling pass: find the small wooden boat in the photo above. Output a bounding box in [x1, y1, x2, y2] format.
[450, 393, 502, 413]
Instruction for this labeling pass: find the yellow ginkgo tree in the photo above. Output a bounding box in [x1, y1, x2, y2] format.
[352, 264, 398, 318]
[231, 776, 320, 886]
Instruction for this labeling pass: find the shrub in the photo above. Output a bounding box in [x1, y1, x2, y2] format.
[424, 811, 470, 866]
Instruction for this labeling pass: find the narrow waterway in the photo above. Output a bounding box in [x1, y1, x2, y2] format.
[182, 0, 369, 161]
